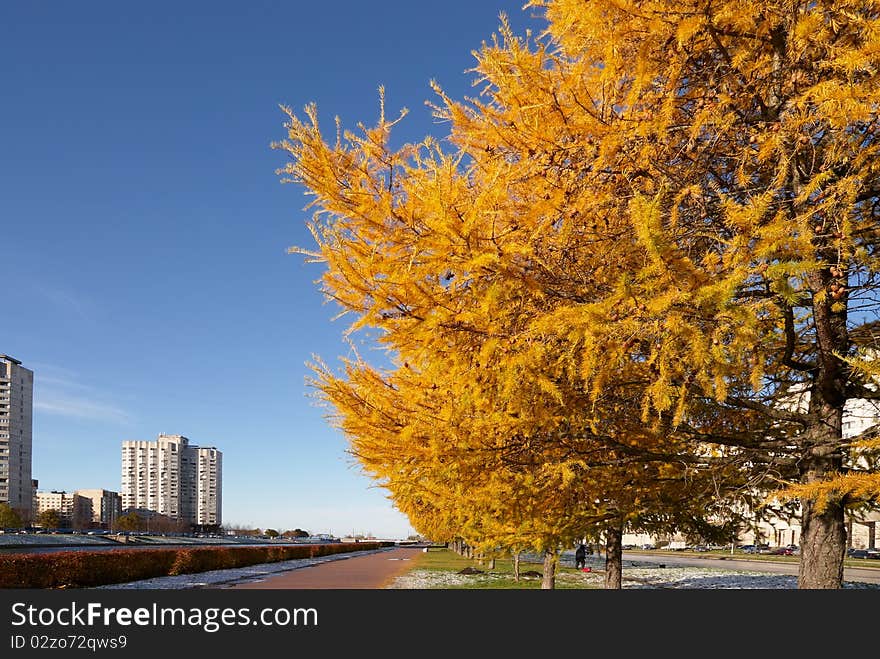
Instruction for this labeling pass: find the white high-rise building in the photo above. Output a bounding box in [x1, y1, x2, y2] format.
[121, 434, 222, 526]
[121, 434, 185, 519]
[178, 445, 223, 526]
[0, 354, 33, 521]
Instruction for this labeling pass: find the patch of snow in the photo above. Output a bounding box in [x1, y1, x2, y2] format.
[387, 565, 880, 589]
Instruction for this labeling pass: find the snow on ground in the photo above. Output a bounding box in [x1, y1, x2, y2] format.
[90, 548, 880, 590]
[386, 566, 879, 589]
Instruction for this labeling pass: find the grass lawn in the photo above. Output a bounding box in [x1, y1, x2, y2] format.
[634, 548, 880, 567]
[395, 547, 603, 589]
[391, 546, 880, 589]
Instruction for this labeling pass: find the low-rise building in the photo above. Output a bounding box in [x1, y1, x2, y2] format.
[74, 488, 122, 529]
[35, 490, 92, 529]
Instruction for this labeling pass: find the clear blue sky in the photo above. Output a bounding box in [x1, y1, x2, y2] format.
[0, 1, 535, 538]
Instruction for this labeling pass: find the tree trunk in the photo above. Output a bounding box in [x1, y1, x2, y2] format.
[794, 267, 848, 588]
[604, 523, 623, 589]
[799, 496, 846, 589]
[798, 418, 846, 588]
[541, 549, 557, 590]
[513, 552, 520, 581]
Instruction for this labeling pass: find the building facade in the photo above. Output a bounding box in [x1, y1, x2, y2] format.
[121, 434, 222, 527]
[191, 446, 222, 526]
[121, 434, 185, 519]
[619, 389, 880, 550]
[0, 355, 33, 521]
[35, 490, 93, 529]
[74, 488, 122, 529]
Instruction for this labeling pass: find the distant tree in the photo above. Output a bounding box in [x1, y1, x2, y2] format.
[283, 528, 310, 538]
[148, 514, 189, 534]
[115, 512, 142, 532]
[265, 529, 279, 538]
[222, 524, 253, 536]
[36, 509, 61, 530]
[72, 501, 93, 531]
[0, 503, 23, 529]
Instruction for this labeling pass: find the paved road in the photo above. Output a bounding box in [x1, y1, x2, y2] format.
[622, 551, 880, 585]
[217, 547, 423, 589]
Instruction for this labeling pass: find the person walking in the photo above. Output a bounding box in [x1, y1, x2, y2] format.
[575, 543, 587, 570]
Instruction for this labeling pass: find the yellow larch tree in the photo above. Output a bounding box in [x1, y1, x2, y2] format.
[510, 0, 880, 588]
[275, 1, 880, 590]
[311, 346, 744, 589]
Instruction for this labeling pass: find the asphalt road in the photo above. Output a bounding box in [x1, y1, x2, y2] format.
[622, 551, 880, 584]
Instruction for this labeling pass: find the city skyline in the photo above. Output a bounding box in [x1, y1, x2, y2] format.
[0, 1, 532, 538]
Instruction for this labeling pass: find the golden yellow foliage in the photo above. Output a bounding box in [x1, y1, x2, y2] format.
[277, 0, 880, 587]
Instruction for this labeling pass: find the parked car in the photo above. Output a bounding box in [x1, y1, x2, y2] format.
[770, 546, 794, 555]
[865, 550, 880, 560]
[847, 549, 869, 559]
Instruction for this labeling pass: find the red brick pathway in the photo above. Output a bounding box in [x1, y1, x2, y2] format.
[222, 547, 423, 589]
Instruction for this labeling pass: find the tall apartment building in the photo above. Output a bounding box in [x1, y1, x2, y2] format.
[0, 355, 33, 521]
[193, 446, 222, 526]
[121, 434, 185, 519]
[121, 434, 222, 527]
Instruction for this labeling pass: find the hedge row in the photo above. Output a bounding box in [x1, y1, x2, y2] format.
[0, 542, 390, 588]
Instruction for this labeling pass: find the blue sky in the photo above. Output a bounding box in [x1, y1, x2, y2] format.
[0, 1, 535, 538]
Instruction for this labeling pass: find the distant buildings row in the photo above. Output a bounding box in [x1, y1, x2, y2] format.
[1, 354, 222, 529]
[34, 488, 121, 529]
